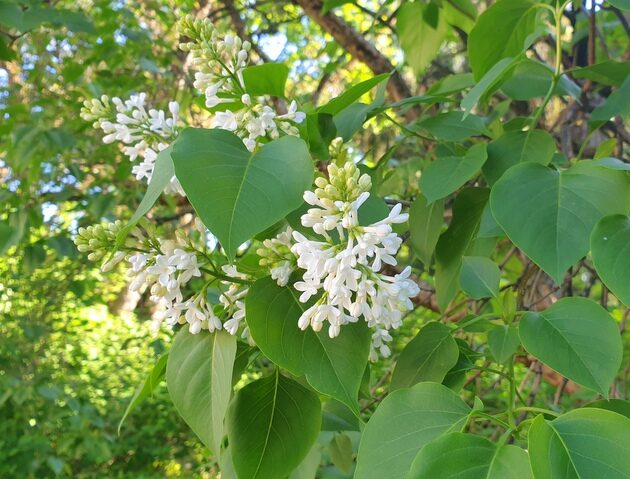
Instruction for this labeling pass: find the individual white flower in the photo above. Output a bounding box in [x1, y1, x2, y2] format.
[147, 254, 176, 288]
[214, 110, 238, 131]
[132, 155, 155, 181]
[129, 253, 148, 273]
[219, 264, 250, 336]
[369, 328, 393, 362]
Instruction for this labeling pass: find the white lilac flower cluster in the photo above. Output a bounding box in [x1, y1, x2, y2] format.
[259, 161, 419, 361]
[74, 220, 251, 337]
[80, 93, 183, 194]
[178, 15, 305, 151]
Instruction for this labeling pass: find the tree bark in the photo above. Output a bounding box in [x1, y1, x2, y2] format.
[293, 0, 415, 110]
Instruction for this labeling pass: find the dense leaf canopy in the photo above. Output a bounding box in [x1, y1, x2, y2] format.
[3, 0, 630, 478]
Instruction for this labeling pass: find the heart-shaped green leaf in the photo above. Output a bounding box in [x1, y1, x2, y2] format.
[468, 0, 543, 79]
[242, 63, 289, 97]
[490, 162, 630, 283]
[172, 128, 313, 260]
[391, 322, 459, 390]
[488, 325, 520, 364]
[459, 256, 500, 299]
[246, 276, 370, 415]
[420, 143, 488, 203]
[355, 382, 470, 479]
[528, 409, 630, 478]
[408, 432, 532, 479]
[166, 327, 236, 454]
[591, 215, 630, 307]
[397, 2, 447, 76]
[227, 370, 321, 479]
[482, 129, 555, 185]
[519, 297, 622, 397]
[418, 111, 489, 142]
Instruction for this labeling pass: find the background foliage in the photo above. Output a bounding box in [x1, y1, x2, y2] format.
[3, 0, 630, 477]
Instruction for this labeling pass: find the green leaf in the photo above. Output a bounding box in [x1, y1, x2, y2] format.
[418, 111, 489, 141]
[409, 194, 444, 264]
[334, 79, 387, 141]
[442, 342, 476, 391]
[591, 215, 630, 307]
[246, 277, 370, 414]
[595, 138, 617, 159]
[490, 162, 630, 283]
[590, 75, 630, 128]
[329, 433, 354, 474]
[219, 446, 238, 479]
[585, 399, 630, 420]
[0, 34, 15, 61]
[355, 382, 471, 479]
[0, 1, 24, 30]
[482, 130, 555, 185]
[420, 144, 488, 203]
[501, 60, 580, 101]
[427, 73, 475, 96]
[528, 409, 630, 478]
[570, 60, 630, 87]
[318, 73, 390, 116]
[172, 129, 313, 260]
[594, 157, 630, 170]
[289, 445, 322, 479]
[52, 9, 94, 33]
[479, 203, 504, 238]
[305, 112, 336, 160]
[118, 353, 168, 434]
[519, 297, 622, 396]
[488, 325, 520, 364]
[116, 146, 173, 247]
[461, 58, 515, 115]
[0, 221, 17, 255]
[608, 0, 630, 10]
[242, 63, 289, 97]
[435, 188, 489, 310]
[501, 60, 553, 100]
[408, 432, 532, 479]
[322, 399, 361, 432]
[23, 244, 46, 273]
[391, 322, 459, 390]
[442, 0, 476, 32]
[459, 256, 500, 299]
[397, 2, 447, 76]
[468, 0, 543, 79]
[166, 328, 237, 454]
[227, 370, 321, 479]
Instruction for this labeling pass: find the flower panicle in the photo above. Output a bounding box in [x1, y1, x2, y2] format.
[258, 154, 417, 361]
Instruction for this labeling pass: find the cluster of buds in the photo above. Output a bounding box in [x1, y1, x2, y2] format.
[178, 15, 305, 151]
[257, 228, 296, 287]
[179, 15, 250, 108]
[80, 93, 182, 193]
[302, 161, 373, 237]
[74, 221, 126, 269]
[80, 95, 113, 127]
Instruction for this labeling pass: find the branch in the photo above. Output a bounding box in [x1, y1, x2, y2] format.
[222, 0, 273, 64]
[292, 0, 416, 115]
